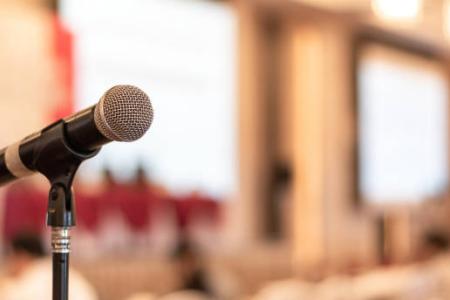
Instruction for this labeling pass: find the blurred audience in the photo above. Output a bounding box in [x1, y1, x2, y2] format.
[0, 232, 98, 300]
[9, 171, 450, 300]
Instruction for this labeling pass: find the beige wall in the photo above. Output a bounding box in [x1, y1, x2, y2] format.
[0, 1, 57, 145]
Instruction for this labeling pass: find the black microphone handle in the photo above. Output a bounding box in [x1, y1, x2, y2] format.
[64, 106, 110, 152]
[0, 105, 110, 186]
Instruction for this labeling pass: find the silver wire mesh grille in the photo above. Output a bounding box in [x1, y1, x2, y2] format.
[94, 85, 153, 142]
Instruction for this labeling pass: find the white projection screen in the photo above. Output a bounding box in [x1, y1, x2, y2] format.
[357, 42, 449, 204]
[60, 0, 238, 199]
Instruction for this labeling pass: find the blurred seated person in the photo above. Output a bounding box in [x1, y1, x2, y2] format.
[420, 229, 449, 260]
[172, 238, 213, 298]
[0, 232, 98, 300]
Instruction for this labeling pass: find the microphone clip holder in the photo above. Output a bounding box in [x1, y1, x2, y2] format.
[32, 120, 99, 228]
[33, 120, 100, 300]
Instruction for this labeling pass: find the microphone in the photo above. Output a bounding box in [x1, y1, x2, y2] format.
[0, 85, 153, 186]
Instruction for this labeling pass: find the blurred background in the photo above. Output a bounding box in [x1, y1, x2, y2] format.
[1, 0, 450, 299]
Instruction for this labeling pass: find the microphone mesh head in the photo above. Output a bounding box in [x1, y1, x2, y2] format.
[94, 85, 153, 142]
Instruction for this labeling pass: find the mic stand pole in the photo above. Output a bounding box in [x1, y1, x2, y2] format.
[52, 228, 70, 300]
[47, 184, 75, 300]
[33, 120, 99, 300]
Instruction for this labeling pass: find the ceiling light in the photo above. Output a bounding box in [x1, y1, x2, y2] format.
[372, 0, 422, 22]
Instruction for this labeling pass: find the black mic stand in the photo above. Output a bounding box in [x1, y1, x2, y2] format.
[33, 120, 99, 300]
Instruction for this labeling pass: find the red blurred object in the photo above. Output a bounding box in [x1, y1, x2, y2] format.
[120, 185, 172, 231]
[114, 185, 152, 231]
[2, 181, 221, 241]
[174, 193, 221, 230]
[3, 182, 47, 241]
[75, 191, 102, 231]
[76, 184, 166, 231]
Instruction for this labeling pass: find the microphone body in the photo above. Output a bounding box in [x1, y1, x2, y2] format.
[0, 85, 153, 186]
[0, 106, 106, 185]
